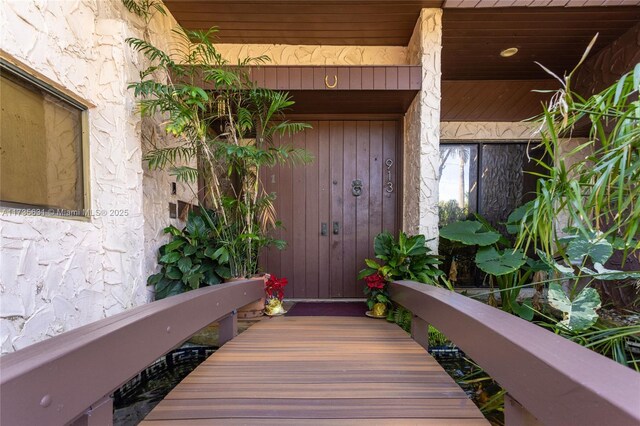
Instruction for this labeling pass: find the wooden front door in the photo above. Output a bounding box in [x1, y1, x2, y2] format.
[262, 120, 400, 298]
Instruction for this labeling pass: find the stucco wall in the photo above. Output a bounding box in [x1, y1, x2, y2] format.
[403, 9, 442, 249]
[0, 0, 187, 353]
[440, 121, 541, 141]
[215, 44, 408, 65]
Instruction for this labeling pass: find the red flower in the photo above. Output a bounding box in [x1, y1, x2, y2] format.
[265, 275, 288, 300]
[364, 273, 386, 290]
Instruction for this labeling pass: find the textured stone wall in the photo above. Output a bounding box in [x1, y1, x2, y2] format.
[440, 121, 541, 140]
[0, 0, 185, 353]
[215, 44, 408, 65]
[403, 9, 442, 250]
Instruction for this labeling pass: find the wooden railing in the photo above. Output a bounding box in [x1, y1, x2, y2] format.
[390, 280, 640, 426]
[0, 279, 264, 426]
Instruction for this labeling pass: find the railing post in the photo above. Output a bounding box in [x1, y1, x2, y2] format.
[218, 309, 238, 346]
[69, 396, 113, 426]
[504, 393, 542, 426]
[411, 315, 430, 351]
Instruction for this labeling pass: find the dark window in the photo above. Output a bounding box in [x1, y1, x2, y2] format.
[1, 61, 88, 215]
[439, 141, 546, 286]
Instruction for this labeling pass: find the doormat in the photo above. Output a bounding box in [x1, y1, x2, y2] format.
[286, 302, 368, 317]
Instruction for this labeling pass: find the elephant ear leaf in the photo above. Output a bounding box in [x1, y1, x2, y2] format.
[536, 250, 575, 277]
[511, 299, 535, 321]
[475, 247, 527, 276]
[439, 221, 500, 246]
[505, 201, 533, 235]
[566, 235, 613, 264]
[547, 283, 601, 332]
[590, 263, 640, 281]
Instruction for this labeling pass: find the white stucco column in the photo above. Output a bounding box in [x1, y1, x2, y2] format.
[404, 9, 442, 250]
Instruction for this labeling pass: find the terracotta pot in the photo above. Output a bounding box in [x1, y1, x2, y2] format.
[237, 297, 266, 319]
[227, 275, 267, 319]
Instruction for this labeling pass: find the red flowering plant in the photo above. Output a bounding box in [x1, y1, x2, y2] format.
[362, 272, 390, 311]
[265, 274, 288, 301]
[358, 231, 443, 312]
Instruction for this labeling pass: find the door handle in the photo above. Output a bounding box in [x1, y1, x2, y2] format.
[333, 222, 339, 235]
[321, 222, 328, 236]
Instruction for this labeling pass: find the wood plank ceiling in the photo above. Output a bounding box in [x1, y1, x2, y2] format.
[162, 2, 639, 120]
[163, 1, 640, 81]
[163, 1, 443, 46]
[442, 7, 640, 79]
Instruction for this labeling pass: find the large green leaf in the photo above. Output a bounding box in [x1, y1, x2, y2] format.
[547, 283, 601, 332]
[163, 225, 181, 236]
[505, 201, 534, 235]
[439, 221, 501, 246]
[155, 278, 184, 300]
[404, 234, 428, 256]
[185, 271, 204, 290]
[475, 247, 527, 276]
[147, 272, 163, 286]
[185, 215, 208, 238]
[215, 265, 231, 280]
[177, 256, 193, 273]
[183, 244, 197, 256]
[374, 232, 394, 259]
[566, 235, 613, 264]
[211, 246, 229, 263]
[357, 268, 377, 280]
[536, 250, 575, 277]
[159, 252, 181, 264]
[510, 298, 535, 321]
[584, 263, 640, 281]
[165, 266, 182, 280]
[365, 258, 381, 269]
[164, 239, 185, 253]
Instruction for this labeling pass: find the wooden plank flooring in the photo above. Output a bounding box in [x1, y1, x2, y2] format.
[141, 317, 488, 425]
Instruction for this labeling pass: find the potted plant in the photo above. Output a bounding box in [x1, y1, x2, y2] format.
[264, 274, 288, 316]
[358, 231, 444, 317]
[363, 272, 389, 317]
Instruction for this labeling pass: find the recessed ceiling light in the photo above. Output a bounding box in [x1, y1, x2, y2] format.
[500, 47, 519, 58]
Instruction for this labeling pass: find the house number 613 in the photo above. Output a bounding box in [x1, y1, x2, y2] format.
[385, 158, 394, 193]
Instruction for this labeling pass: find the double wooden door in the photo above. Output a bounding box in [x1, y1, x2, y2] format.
[261, 120, 400, 298]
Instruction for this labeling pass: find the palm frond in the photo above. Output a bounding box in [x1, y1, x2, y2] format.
[126, 37, 175, 69]
[170, 166, 199, 183]
[144, 146, 196, 170]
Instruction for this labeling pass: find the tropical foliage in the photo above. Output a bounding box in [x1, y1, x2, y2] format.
[127, 26, 311, 280]
[512, 36, 639, 269]
[358, 231, 443, 284]
[440, 216, 547, 320]
[148, 211, 230, 299]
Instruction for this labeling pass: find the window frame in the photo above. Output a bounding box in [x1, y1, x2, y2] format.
[0, 56, 91, 221]
[439, 139, 540, 220]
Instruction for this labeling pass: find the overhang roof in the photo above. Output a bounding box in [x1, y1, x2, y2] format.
[162, 1, 640, 80]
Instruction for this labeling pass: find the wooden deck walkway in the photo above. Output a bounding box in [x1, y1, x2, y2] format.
[141, 316, 488, 425]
